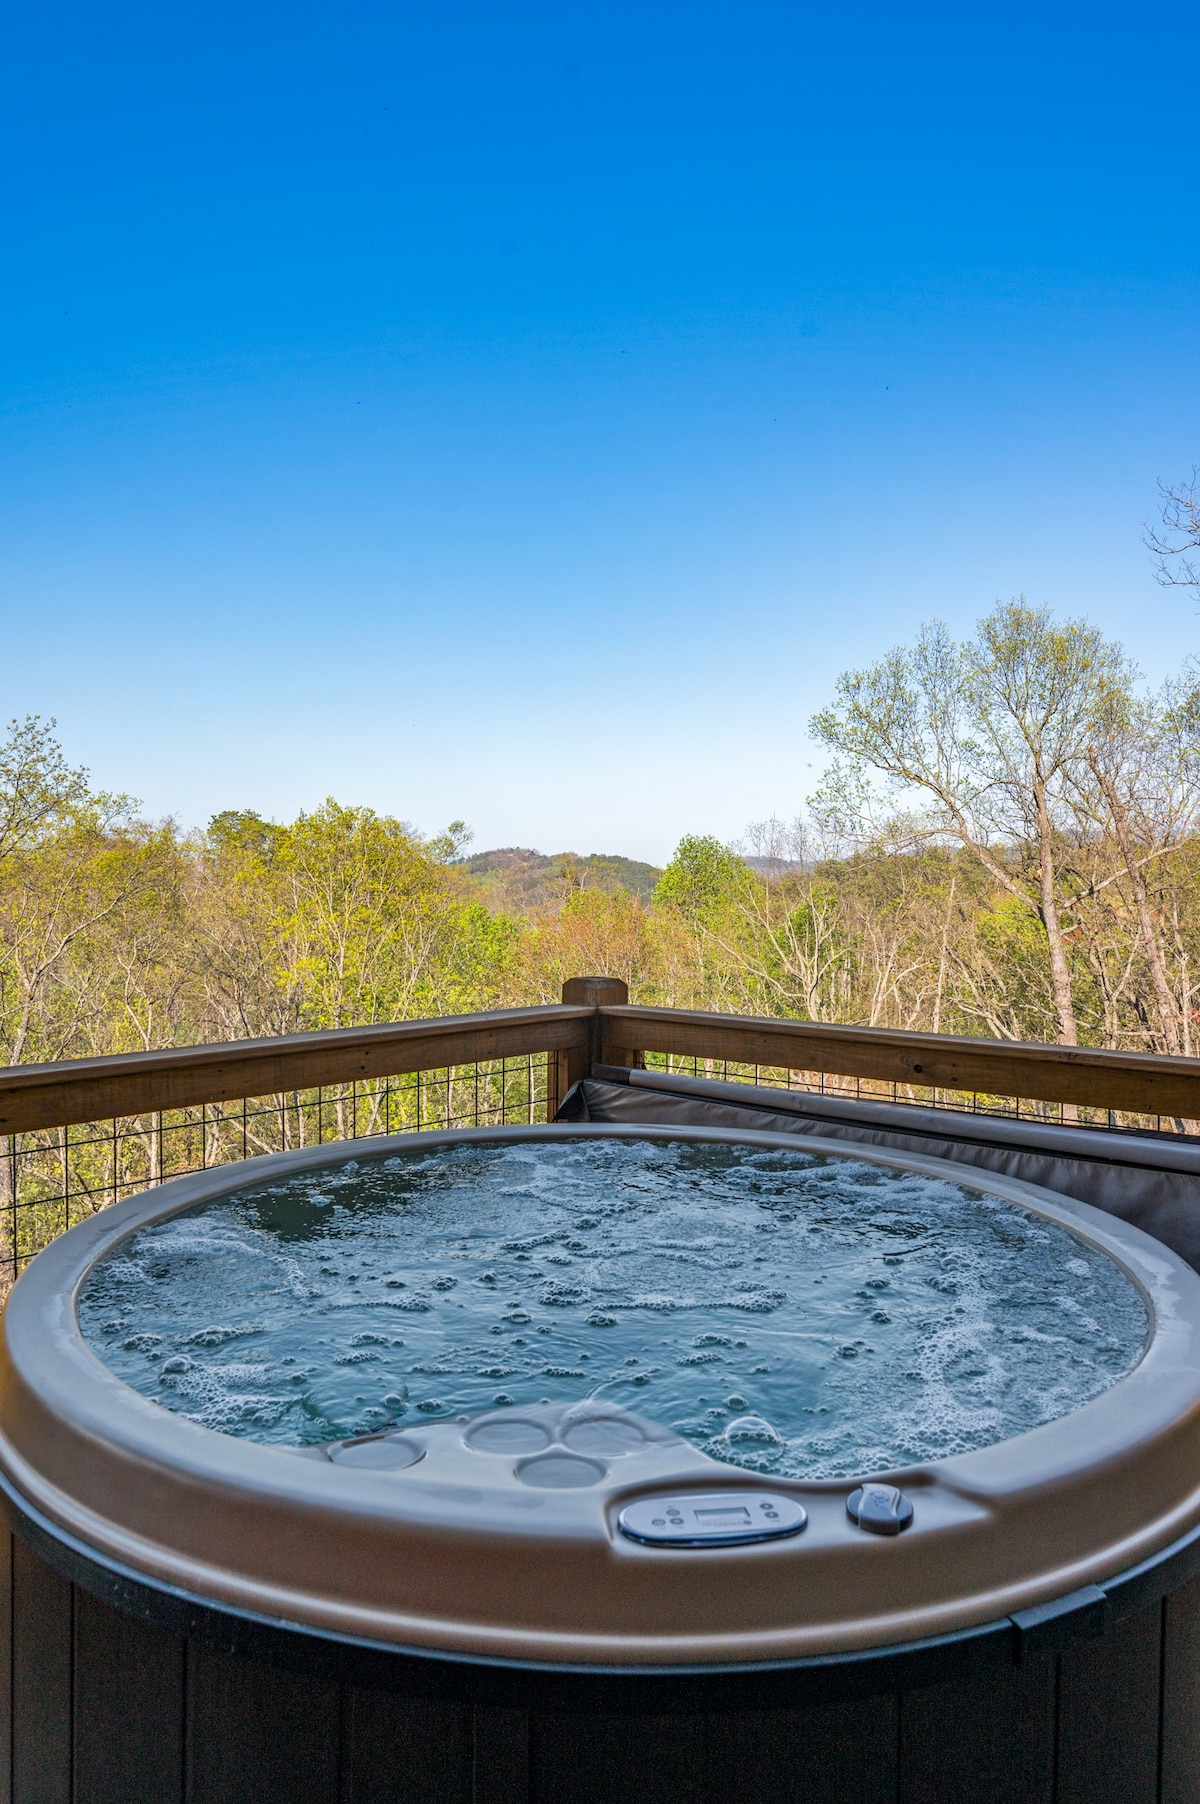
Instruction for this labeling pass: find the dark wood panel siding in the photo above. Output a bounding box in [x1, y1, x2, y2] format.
[706, 1693, 898, 1804]
[0, 1535, 1197, 1804]
[340, 1687, 473, 1804]
[529, 1712, 705, 1804]
[1163, 1571, 1200, 1803]
[72, 1584, 184, 1804]
[10, 1537, 72, 1804]
[899, 1661, 1055, 1804]
[0, 1530, 11, 1804]
[471, 1707, 530, 1804]
[1056, 1605, 1163, 1804]
[184, 1641, 341, 1804]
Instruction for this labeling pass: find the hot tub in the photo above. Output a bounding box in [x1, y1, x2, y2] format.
[3, 1123, 1200, 1804]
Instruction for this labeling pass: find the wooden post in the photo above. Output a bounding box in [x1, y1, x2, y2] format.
[546, 978, 630, 1119]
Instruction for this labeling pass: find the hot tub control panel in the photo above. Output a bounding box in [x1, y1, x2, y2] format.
[617, 1491, 807, 1547]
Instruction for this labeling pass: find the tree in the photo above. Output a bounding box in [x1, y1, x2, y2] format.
[216, 801, 485, 1033]
[810, 599, 1137, 1046]
[1146, 470, 1200, 596]
[518, 886, 656, 1002]
[0, 809, 178, 1068]
[0, 721, 156, 1068]
[0, 717, 91, 865]
[653, 836, 745, 923]
[1078, 678, 1200, 1056]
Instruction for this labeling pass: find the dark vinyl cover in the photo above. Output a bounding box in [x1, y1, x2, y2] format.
[562, 1069, 1200, 1275]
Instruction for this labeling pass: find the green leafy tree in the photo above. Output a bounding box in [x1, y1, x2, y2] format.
[811, 600, 1137, 1045]
[0, 716, 91, 865]
[653, 836, 745, 923]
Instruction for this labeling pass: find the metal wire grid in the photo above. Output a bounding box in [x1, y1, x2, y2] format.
[1, 1055, 549, 1283]
[640, 1051, 1197, 1140]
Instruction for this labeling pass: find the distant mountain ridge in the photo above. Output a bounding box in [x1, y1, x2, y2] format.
[458, 846, 662, 913]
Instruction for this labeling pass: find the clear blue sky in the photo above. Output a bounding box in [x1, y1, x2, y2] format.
[3, 0, 1197, 864]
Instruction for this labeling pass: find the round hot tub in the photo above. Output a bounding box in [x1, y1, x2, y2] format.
[3, 1123, 1200, 1804]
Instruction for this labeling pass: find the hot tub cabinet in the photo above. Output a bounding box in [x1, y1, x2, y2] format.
[4, 1124, 1200, 1804]
[3, 1510, 1200, 1804]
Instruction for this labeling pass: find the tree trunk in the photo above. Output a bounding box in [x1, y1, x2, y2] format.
[1034, 785, 1078, 1047]
[1088, 750, 1181, 1056]
[932, 876, 956, 1037]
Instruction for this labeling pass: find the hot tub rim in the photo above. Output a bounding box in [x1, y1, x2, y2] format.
[4, 1122, 1199, 1671]
[4, 1454, 1198, 1716]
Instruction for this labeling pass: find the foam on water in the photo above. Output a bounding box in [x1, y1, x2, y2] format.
[78, 1138, 1149, 1479]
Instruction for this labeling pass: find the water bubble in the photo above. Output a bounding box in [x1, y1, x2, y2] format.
[721, 1414, 783, 1447]
[538, 1281, 586, 1307]
[78, 1136, 1147, 1477]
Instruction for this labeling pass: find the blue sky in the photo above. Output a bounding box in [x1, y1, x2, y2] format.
[3, 0, 1197, 863]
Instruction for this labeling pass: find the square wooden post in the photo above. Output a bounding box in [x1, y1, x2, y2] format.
[546, 977, 632, 1119]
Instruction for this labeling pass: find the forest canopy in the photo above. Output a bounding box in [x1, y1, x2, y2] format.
[5, 596, 1200, 1069]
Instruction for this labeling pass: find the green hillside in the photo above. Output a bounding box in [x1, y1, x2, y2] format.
[459, 847, 662, 914]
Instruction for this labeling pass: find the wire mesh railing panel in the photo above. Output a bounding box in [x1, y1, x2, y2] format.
[1, 1054, 549, 1284]
[640, 1051, 1196, 1140]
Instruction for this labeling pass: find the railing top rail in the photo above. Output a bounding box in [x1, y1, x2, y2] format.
[0, 1005, 592, 1137]
[600, 1004, 1200, 1116]
[7, 988, 1200, 1138]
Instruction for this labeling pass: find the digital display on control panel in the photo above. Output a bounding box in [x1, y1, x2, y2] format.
[617, 1491, 807, 1547]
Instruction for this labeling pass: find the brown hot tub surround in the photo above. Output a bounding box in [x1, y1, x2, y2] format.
[2, 1120, 1200, 1802]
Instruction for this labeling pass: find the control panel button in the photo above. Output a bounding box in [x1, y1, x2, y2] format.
[846, 1483, 913, 1535]
[618, 1491, 807, 1547]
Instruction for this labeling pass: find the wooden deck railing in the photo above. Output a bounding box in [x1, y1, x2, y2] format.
[598, 1005, 1200, 1121]
[5, 973, 1200, 1280]
[0, 1003, 596, 1137]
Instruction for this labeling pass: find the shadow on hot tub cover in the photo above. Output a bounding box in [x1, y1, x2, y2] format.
[558, 1067, 1200, 1276]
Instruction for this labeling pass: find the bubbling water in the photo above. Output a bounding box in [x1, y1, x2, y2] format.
[78, 1138, 1148, 1480]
